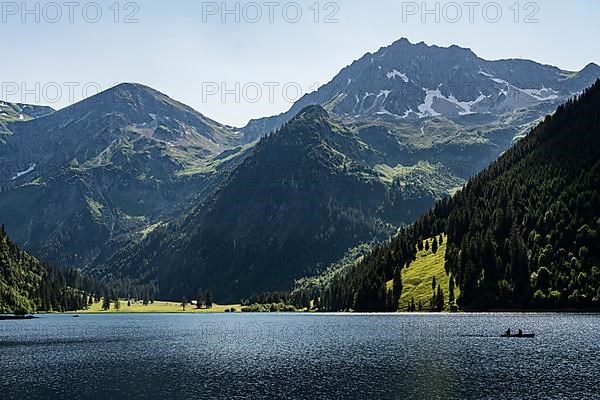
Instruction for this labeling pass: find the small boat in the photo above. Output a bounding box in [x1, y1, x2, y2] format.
[73, 315, 80, 318]
[501, 333, 535, 338]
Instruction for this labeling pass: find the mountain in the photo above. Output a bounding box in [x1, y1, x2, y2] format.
[306, 80, 600, 311]
[3, 40, 598, 305]
[107, 106, 462, 301]
[0, 225, 105, 314]
[0, 83, 248, 269]
[1, 83, 238, 185]
[241, 38, 600, 143]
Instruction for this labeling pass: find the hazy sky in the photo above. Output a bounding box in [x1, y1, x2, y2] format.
[1, 0, 599, 126]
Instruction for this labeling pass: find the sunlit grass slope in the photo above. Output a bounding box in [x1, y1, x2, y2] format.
[391, 234, 460, 311]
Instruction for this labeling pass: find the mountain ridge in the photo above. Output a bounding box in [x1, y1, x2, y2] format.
[240, 38, 599, 143]
[302, 79, 600, 311]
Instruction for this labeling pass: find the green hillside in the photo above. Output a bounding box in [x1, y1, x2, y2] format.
[309, 80, 600, 311]
[393, 235, 460, 311]
[109, 106, 452, 302]
[0, 226, 103, 314]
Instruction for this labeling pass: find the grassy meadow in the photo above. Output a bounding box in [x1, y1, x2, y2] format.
[71, 300, 240, 314]
[70, 235, 458, 315]
[388, 234, 460, 312]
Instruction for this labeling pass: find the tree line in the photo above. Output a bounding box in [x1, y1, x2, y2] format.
[0, 224, 163, 314]
[0, 225, 106, 314]
[290, 80, 600, 311]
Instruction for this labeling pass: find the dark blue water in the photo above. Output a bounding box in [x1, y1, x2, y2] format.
[1, 313, 599, 399]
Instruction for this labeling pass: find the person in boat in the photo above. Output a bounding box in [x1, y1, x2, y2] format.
[518, 329, 523, 336]
[505, 328, 511, 336]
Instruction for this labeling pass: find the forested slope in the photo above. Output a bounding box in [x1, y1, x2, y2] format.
[0, 226, 104, 314]
[304, 80, 600, 311]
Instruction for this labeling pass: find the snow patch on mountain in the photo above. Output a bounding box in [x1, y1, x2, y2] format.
[480, 72, 560, 104]
[490, 77, 509, 87]
[521, 88, 560, 101]
[417, 89, 490, 117]
[418, 89, 443, 117]
[401, 109, 416, 118]
[450, 93, 488, 115]
[375, 108, 404, 119]
[478, 70, 495, 78]
[386, 70, 409, 83]
[11, 163, 36, 181]
[378, 90, 392, 99]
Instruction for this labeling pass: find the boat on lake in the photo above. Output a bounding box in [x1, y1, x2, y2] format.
[501, 333, 535, 338]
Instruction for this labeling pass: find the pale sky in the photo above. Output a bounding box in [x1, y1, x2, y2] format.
[1, 0, 599, 127]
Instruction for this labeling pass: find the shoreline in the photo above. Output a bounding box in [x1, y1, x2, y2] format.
[35, 309, 600, 316]
[0, 315, 38, 320]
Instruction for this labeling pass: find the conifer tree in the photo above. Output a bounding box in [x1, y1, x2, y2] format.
[205, 289, 213, 308]
[102, 293, 111, 311]
[435, 285, 445, 312]
[196, 288, 205, 309]
[449, 276, 456, 306]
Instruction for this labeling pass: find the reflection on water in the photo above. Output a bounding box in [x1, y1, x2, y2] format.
[1, 313, 599, 399]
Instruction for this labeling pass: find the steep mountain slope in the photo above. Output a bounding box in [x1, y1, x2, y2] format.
[0, 226, 104, 314]
[108, 106, 461, 301]
[306, 80, 600, 311]
[0, 84, 248, 268]
[241, 38, 600, 143]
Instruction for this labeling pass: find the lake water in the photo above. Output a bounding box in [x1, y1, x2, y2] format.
[1, 313, 599, 399]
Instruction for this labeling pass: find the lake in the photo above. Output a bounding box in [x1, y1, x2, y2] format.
[1, 313, 599, 399]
